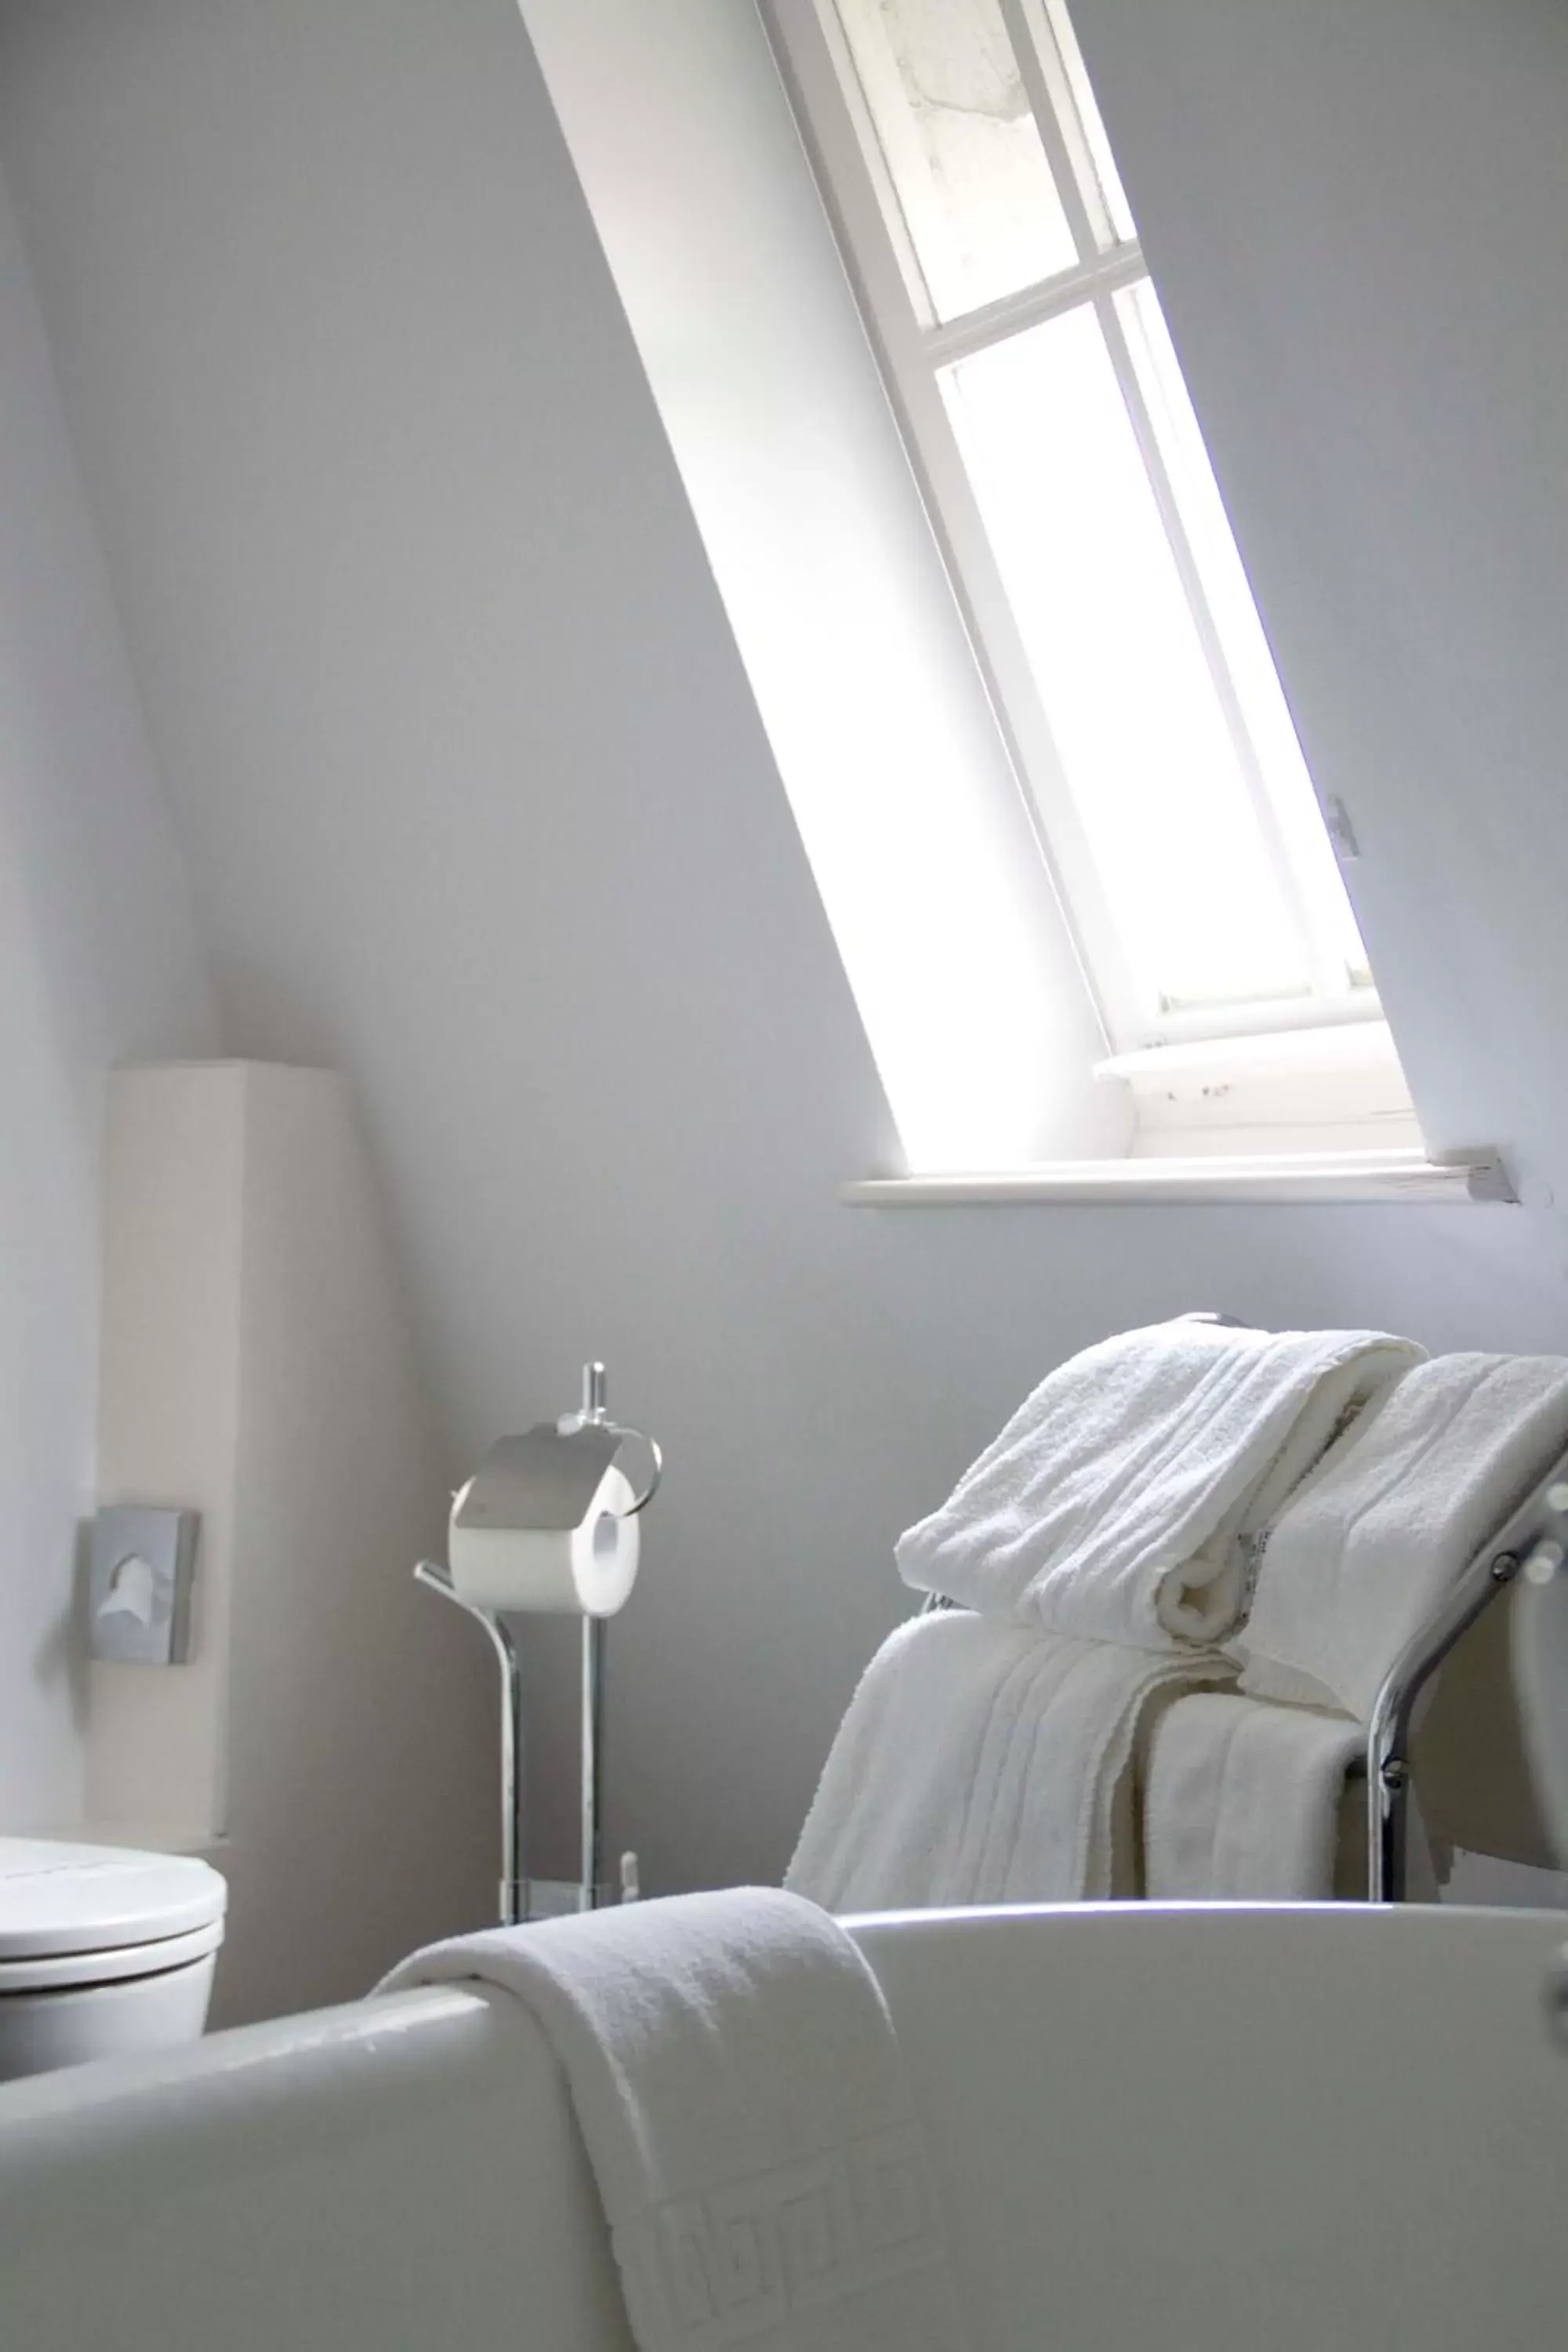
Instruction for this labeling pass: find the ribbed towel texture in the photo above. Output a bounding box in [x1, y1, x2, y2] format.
[793, 1323, 1568, 1915]
[1143, 1692, 1362, 1899]
[785, 1609, 1230, 1910]
[379, 1889, 971, 2352]
[1235, 1352, 1568, 1719]
[895, 1319, 1421, 1649]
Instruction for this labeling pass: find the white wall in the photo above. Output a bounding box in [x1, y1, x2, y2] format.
[1, 0, 1566, 1900]
[1074, 0, 1568, 1206]
[0, 157, 216, 1832]
[522, 0, 1116, 1174]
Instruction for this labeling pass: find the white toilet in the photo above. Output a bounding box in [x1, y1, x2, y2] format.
[0, 1836, 227, 2082]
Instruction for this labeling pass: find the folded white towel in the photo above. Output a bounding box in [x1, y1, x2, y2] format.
[1144, 1692, 1362, 1899]
[786, 1610, 1232, 1911]
[379, 1889, 971, 2352]
[895, 1319, 1421, 1649]
[1235, 1352, 1568, 1721]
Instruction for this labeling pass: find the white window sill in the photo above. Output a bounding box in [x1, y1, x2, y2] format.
[842, 1150, 1514, 1207]
[1095, 1018, 1427, 1162]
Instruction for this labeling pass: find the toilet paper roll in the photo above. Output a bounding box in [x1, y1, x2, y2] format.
[448, 1464, 641, 1617]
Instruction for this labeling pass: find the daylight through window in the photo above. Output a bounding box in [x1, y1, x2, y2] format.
[772, 0, 1374, 1054]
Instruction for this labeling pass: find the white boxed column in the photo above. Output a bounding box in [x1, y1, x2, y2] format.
[89, 1063, 492, 2022]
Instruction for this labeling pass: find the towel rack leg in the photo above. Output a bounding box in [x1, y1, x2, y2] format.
[1367, 1547, 1522, 1901]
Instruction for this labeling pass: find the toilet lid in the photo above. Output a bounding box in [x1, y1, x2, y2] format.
[0, 1837, 227, 1962]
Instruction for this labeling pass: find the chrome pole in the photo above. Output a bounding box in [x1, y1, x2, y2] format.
[578, 1362, 609, 1909]
[416, 1561, 525, 1926]
[581, 1613, 605, 1909]
[495, 1613, 524, 1926]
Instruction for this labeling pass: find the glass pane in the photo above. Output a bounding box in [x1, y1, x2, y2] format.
[942, 303, 1310, 1011]
[832, 0, 1080, 321]
[1114, 279, 1370, 986]
[1038, 0, 1136, 247]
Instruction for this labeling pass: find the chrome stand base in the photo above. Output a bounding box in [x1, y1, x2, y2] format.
[511, 1878, 615, 1922]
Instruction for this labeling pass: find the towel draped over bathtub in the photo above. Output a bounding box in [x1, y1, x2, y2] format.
[379, 1889, 972, 2352]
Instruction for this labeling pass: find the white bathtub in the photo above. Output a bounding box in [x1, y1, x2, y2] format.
[0, 1903, 1564, 2349]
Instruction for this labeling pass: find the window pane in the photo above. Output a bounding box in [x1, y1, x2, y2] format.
[832, 0, 1080, 321]
[1037, 0, 1136, 248]
[942, 303, 1310, 1011]
[1114, 279, 1370, 988]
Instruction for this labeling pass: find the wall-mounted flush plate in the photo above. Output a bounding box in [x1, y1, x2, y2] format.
[88, 1505, 199, 1664]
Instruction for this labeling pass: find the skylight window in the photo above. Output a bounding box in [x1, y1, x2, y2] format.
[768, 0, 1377, 1054]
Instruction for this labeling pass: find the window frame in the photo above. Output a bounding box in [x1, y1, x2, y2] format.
[762, 0, 1383, 1059]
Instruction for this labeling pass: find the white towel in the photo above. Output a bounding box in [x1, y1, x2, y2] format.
[895, 1319, 1421, 1649]
[786, 1609, 1232, 1911]
[1144, 1691, 1362, 1899]
[1235, 1352, 1568, 1721]
[379, 1889, 971, 2352]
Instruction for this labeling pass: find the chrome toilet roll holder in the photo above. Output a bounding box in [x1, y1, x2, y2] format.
[415, 1362, 662, 1926]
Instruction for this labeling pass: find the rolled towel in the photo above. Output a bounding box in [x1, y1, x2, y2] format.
[786, 1609, 1233, 1912]
[1143, 1691, 1363, 1899]
[379, 1889, 972, 2352]
[1235, 1352, 1568, 1721]
[895, 1319, 1421, 1649]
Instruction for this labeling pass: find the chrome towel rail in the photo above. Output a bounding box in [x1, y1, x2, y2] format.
[1369, 1450, 1567, 1900]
